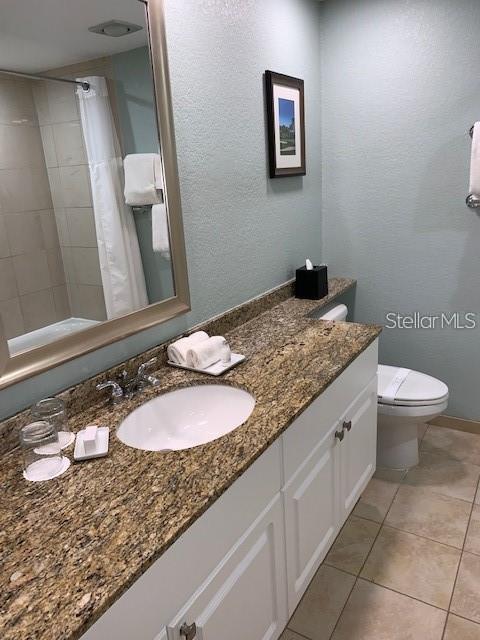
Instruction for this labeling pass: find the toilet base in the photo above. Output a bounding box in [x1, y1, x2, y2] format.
[377, 416, 419, 469]
[376, 399, 447, 470]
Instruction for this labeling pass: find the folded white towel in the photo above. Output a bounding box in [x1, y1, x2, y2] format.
[124, 153, 163, 206]
[187, 336, 231, 370]
[167, 331, 209, 365]
[152, 203, 170, 258]
[470, 122, 480, 197]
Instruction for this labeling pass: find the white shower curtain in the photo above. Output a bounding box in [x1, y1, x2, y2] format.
[76, 76, 148, 319]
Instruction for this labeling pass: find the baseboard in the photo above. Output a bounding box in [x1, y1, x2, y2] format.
[429, 414, 480, 435]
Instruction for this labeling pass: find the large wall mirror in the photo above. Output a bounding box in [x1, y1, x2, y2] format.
[0, 0, 190, 388]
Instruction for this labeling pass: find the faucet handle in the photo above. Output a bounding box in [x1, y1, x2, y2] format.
[96, 381, 124, 404]
[137, 357, 157, 377]
[137, 357, 160, 387]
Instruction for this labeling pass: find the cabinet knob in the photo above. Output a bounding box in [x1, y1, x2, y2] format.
[180, 622, 197, 640]
[335, 429, 345, 442]
[343, 420, 352, 432]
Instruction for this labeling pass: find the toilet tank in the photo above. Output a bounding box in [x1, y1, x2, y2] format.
[318, 304, 348, 321]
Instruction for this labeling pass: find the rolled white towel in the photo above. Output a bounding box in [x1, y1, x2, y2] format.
[167, 331, 209, 365]
[187, 336, 231, 370]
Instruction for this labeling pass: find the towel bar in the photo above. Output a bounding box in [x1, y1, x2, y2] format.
[467, 124, 480, 208]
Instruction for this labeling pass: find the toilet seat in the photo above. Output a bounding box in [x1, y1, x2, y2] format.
[377, 365, 449, 408]
[377, 398, 449, 418]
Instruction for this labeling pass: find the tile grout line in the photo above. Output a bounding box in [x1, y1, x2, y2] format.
[285, 564, 359, 640]
[284, 628, 312, 640]
[354, 576, 451, 614]
[326, 465, 408, 639]
[447, 611, 480, 626]
[378, 521, 470, 553]
[440, 473, 480, 640]
[324, 563, 357, 640]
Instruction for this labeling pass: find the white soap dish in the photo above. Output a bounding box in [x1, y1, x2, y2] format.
[74, 425, 109, 461]
[167, 353, 246, 376]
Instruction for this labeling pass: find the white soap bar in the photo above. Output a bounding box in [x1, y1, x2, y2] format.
[74, 426, 109, 461]
[83, 425, 98, 454]
[306, 258, 313, 270]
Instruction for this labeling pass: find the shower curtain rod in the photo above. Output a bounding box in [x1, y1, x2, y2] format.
[0, 68, 90, 91]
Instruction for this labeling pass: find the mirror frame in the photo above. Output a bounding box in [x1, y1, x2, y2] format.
[0, 0, 190, 390]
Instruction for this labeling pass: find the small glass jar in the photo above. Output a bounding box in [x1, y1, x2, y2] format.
[20, 421, 63, 482]
[31, 397, 73, 448]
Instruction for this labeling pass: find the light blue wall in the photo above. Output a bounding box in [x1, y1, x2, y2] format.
[111, 47, 158, 156]
[321, 0, 480, 419]
[0, 0, 323, 419]
[111, 46, 175, 304]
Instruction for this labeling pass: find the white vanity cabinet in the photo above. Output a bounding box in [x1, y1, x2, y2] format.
[282, 421, 339, 614]
[81, 340, 378, 640]
[281, 343, 378, 614]
[166, 494, 287, 640]
[338, 379, 377, 522]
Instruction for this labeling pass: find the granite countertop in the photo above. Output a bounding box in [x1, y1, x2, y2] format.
[0, 279, 381, 640]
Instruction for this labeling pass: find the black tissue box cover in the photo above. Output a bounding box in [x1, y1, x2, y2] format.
[295, 264, 328, 300]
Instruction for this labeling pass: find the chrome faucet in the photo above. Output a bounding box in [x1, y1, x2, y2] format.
[96, 357, 160, 404]
[96, 380, 124, 405]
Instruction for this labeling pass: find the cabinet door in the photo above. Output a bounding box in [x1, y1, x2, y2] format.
[282, 422, 340, 615]
[339, 378, 377, 522]
[167, 494, 287, 640]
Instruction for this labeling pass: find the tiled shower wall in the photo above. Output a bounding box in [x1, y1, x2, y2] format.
[33, 80, 107, 322]
[0, 75, 69, 340]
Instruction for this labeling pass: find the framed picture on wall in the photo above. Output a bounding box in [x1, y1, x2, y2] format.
[265, 70, 306, 178]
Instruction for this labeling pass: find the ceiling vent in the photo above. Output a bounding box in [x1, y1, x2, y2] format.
[88, 20, 143, 38]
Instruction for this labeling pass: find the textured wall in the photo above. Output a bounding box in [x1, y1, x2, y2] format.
[0, 0, 323, 419]
[321, 0, 480, 419]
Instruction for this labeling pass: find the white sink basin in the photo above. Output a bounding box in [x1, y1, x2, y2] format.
[117, 384, 255, 452]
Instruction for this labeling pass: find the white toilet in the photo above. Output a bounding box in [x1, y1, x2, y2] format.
[319, 304, 449, 469]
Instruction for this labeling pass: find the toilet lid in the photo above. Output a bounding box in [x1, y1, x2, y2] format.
[377, 365, 449, 407]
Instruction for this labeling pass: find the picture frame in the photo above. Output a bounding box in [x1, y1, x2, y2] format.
[265, 70, 306, 178]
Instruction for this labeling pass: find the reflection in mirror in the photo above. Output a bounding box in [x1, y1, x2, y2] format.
[0, 0, 175, 357]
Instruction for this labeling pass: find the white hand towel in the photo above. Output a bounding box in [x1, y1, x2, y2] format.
[187, 336, 230, 370]
[152, 203, 170, 258]
[167, 331, 209, 365]
[470, 122, 480, 197]
[124, 153, 163, 206]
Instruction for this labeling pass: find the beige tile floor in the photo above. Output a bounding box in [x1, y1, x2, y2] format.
[281, 424, 480, 640]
